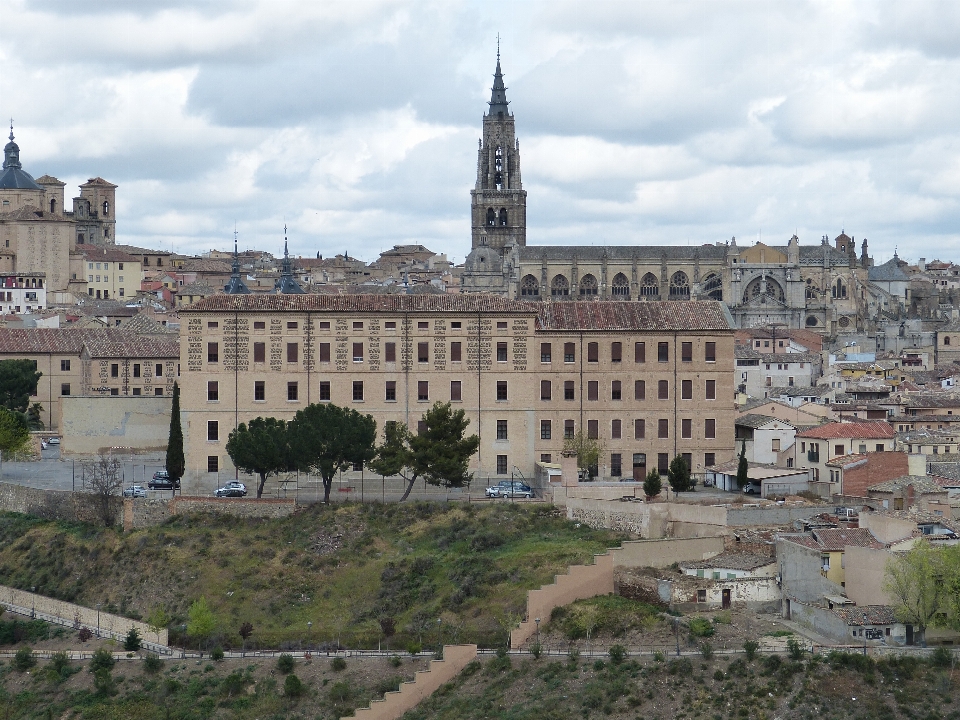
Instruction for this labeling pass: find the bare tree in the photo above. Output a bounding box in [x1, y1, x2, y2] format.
[84, 453, 123, 526]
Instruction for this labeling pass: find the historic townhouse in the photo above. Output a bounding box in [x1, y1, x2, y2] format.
[177, 295, 736, 486]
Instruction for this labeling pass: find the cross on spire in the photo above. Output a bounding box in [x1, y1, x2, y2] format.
[8, 118, 13, 142]
[497, 33, 500, 59]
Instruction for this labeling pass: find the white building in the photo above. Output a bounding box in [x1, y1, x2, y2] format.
[0, 272, 46, 314]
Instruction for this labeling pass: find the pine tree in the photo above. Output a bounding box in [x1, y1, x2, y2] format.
[166, 382, 185, 485]
[736, 439, 749, 490]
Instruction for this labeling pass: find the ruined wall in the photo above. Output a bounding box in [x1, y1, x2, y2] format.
[0, 482, 119, 525]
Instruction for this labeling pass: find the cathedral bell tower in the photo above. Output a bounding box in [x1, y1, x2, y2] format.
[470, 52, 526, 252]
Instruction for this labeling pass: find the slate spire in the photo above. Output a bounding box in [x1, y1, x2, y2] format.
[270, 225, 304, 294]
[223, 227, 251, 294]
[488, 47, 510, 117]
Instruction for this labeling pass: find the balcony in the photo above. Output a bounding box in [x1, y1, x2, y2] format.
[807, 451, 820, 463]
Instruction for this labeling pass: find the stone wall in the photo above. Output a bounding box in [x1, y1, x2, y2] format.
[0, 482, 119, 525]
[169, 497, 295, 520]
[725, 505, 826, 526]
[60, 395, 171, 457]
[347, 644, 477, 720]
[611, 536, 725, 569]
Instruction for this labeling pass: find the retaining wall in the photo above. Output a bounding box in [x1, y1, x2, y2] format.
[611, 536, 725, 569]
[344, 644, 477, 720]
[0, 482, 118, 524]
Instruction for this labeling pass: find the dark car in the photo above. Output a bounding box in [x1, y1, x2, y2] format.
[148, 470, 180, 490]
[214, 486, 245, 498]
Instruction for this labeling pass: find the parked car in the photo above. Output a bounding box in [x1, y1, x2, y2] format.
[148, 470, 180, 490]
[484, 480, 514, 498]
[214, 486, 245, 498]
[221, 481, 247, 496]
[123, 485, 147, 498]
[742, 482, 761, 495]
[498, 481, 534, 499]
[46, 437, 60, 445]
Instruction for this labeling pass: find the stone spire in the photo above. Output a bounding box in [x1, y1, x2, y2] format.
[3, 120, 20, 170]
[223, 227, 251, 294]
[270, 225, 304, 294]
[487, 47, 510, 117]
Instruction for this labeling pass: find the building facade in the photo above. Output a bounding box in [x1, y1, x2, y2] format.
[176, 296, 736, 486]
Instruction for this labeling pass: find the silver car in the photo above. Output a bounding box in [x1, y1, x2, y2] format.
[123, 485, 147, 498]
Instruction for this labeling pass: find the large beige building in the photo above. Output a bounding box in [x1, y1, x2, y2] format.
[177, 295, 736, 486]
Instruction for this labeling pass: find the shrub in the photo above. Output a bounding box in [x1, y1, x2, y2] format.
[743, 640, 759, 661]
[787, 637, 805, 661]
[713, 668, 725, 681]
[143, 654, 163, 674]
[389, 654, 402, 668]
[484, 647, 512, 675]
[930, 646, 954, 669]
[530, 642, 542, 659]
[12, 647, 35, 672]
[406, 641, 422, 656]
[78, 627, 92, 642]
[49, 651, 70, 677]
[699, 642, 714, 659]
[653, 650, 665, 663]
[713, 611, 732, 625]
[284, 673, 305, 698]
[123, 628, 142, 652]
[609, 644, 626, 665]
[277, 653, 295, 674]
[90, 647, 116, 673]
[331, 656, 347, 671]
[210, 646, 224, 661]
[762, 654, 782, 674]
[689, 618, 715, 638]
[93, 667, 116, 696]
[329, 679, 352, 703]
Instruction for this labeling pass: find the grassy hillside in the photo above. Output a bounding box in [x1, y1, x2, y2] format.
[0, 503, 625, 649]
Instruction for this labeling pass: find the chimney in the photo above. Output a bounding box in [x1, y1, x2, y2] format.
[919, 258, 926, 272]
[560, 450, 579, 487]
[907, 453, 926, 476]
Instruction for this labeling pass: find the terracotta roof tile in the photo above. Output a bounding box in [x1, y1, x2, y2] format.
[0, 328, 177, 358]
[181, 293, 537, 314]
[810, 527, 886, 551]
[535, 300, 733, 332]
[796, 421, 895, 440]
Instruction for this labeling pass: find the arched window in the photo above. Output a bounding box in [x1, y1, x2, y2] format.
[702, 273, 722, 301]
[486, 208, 496, 226]
[806, 279, 819, 300]
[49, 199, 56, 214]
[946, 336, 952, 346]
[551, 275, 569, 297]
[499, 208, 508, 227]
[77, 233, 85, 245]
[744, 277, 785, 304]
[520, 274, 540, 297]
[102, 201, 109, 217]
[611, 273, 630, 298]
[669, 271, 690, 298]
[833, 278, 847, 298]
[579, 274, 598, 296]
[495, 146, 503, 189]
[806, 315, 819, 327]
[640, 272, 659, 298]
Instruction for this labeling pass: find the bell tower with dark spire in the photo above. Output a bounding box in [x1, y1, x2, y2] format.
[470, 48, 526, 252]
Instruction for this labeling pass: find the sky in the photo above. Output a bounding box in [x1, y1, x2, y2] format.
[2, 0, 960, 266]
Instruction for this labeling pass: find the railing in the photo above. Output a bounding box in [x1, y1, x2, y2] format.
[807, 451, 820, 462]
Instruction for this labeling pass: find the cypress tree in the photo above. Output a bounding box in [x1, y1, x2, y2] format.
[736, 439, 749, 489]
[166, 382, 185, 484]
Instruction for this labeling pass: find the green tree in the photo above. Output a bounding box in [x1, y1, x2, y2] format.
[736, 439, 749, 490]
[408, 402, 479, 492]
[369, 420, 420, 502]
[883, 541, 945, 647]
[0, 407, 29, 475]
[562, 429, 604, 479]
[124, 628, 142, 652]
[643, 468, 662, 499]
[667, 454, 692, 493]
[146, 604, 170, 643]
[225, 417, 290, 498]
[165, 382, 185, 486]
[288, 403, 377, 503]
[0, 359, 42, 413]
[940, 545, 960, 632]
[187, 596, 216, 651]
[25, 403, 43, 431]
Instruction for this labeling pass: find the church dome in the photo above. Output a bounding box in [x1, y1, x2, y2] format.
[0, 126, 42, 191]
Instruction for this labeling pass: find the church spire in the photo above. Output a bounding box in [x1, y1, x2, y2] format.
[3, 119, 22, 170]
[223, 225, 251, 294]
[488, 44, 510, 117]
[270, 224, 304, 294]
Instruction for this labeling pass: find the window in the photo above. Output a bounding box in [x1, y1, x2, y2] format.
[208, 343, 219, 362]
[588, 381, 599, 401]
[637, 340, 648, 361]
[658, 419, 669, 438]
[133, 363, 141, 378]
[658, 342, 669, 362]
[564, 420, 575, 439]
[207, 421, 219, 441]
[450, 381, 462, 401]
[611, 342, 622, 363]
[418, 381, 429, 401]
[705, 419, 716, 439]
[635, 380, 646, 400]
[564, 381, 575, 400]
[111, 388, 119, 395]
[876, 444, 884, 452]
[588, 342, 598, 363]
[705, 342, 716, 362]
[681, 418, 692, 438]
[60, 359, 70, 372]
[564, 342, 575, 363]
[385, 381, 397, 401]
[541, 380, 552, 401]
[541, 453, 552, 463]
[155, 387, 163, 396]
[419, 321, 429, 330]
[658, 380, 669, 400]
[540, 343, 551, 362]
[588, 420, 599, 439]
[451, 321, 461, 329]
[385, 321, 396, 330]
[450, 342, 461, 362]
[353, 381, 364, 401]
[635, 419, 645, 439]
[496, 381, 507, 401]
[353, 321, 363, 330]
[658, 453, 669, 474]
[496, 455, 508, 475]
[497, 420, 508, 440]
[681, 380, 692, 400]
[254, 381, 265, 401]
[207, 321, 219, 329]
[681, 342, 692, 362]
[60, 383, 70, 396]
[133, 388, 142, 396]
[353, 343, 364, 362]
[706, 380, 716, 400]
[287, 382, 298, 401]
[318, 321, 330, 330]
[385, 342, 396, 362]
[254, 321, 266, 330]
[418, 342, 429, 363]
[111, 363, 119, 378]
[207, 381, 218, 401]
[541, 420, 552, 440]
[497, 342, 507, 362]
[319, 381, 330, 401]
[611, 454, 622, 477]
[286, 343, 298, 363]
[612, 419, 621, 439]
[207, 456, 219, 473]
[835, 444, 845, 457]
[612, 380, 621, 400]
[253, 342, 266, 362]
[318, 343, 330, 362]
[772, 438, 781, 452]
[705, 452, 715, 467]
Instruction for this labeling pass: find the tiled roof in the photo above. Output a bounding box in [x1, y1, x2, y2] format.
[177, 282, 216, 295]
[796, 421, 895, 440]
[810, 527, 886, 551]
[536, 300, 733, 332]
[0, 328, 177, 358]
[825, 453, 867, 469]
[517, 244, 729, 262]
[181, 294, 538, 314]
[869, 256, 911, 282]
[80, 177, 118, 188]
[0, 205, 72, 223]
[122, 314, 176, 336]
[113, 244, 173, 257]
[735, 414, 791, 429]
[771, 385, 833, 397]
[867, 475, 946, 494]
[34, 175, 64, 185]
[180, 259, 232, 274]
[905, 394, 960, 409]
[80, 247, 139, 263]
[680, 553, 775, 572]
[833, 605, 898, 625]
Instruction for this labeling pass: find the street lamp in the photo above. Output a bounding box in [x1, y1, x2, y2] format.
[674, 617, 680, 657]
[437, 618, 442, 656]
[96, 603, 102, 638]
[30, 586, 35, 619]
[535, 617, 541, 653]
[307, 621, 312, 652]
[862, 613, 868, 656]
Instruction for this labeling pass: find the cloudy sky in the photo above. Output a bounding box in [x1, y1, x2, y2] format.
[2, 0, 960, 265]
